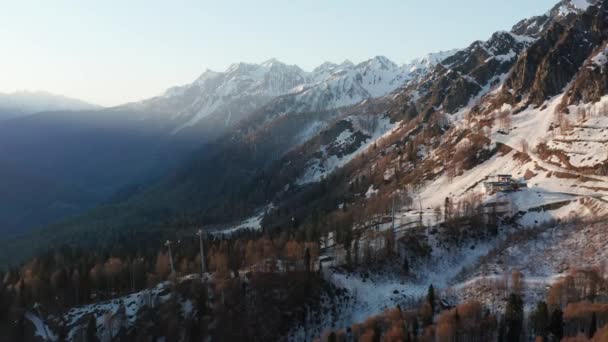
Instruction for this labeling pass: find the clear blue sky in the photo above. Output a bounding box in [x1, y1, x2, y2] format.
[1, 0, 557, 106]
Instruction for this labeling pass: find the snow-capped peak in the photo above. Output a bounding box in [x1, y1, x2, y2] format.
[291, 53, 456, 111]
[339, 59, 355, 68]
[134, 52, 458, 133]
[194, 69, 221, 85]
[260, 58, 286, 68]
[357, 56, 398, 71]
[405, 49, 460, 72]
[566, 0, 593, 11]
[555, 0, 594, 16]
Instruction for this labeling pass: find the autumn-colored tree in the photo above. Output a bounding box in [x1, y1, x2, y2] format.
[436, 301, 485, 342]
[511, 269, 524, 295]
[90, 262, 105, 292]
[284, 240, 304, 262]
[245, 240, 261, 266]
[591, 325, 608, 341]
[155, 252, 171, 279]
[104, 257, 123, 292]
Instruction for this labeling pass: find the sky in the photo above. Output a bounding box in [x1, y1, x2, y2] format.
[0, 0, 558, 107]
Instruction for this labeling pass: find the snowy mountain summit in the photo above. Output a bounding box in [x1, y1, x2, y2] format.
[126, 52, 457, 134]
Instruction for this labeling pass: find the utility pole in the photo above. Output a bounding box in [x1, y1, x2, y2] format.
[130, 258, 134, 292]
[164, 240, 175, 275]
[417, 187, 423, 228]
[196, 229, 206, 276]
[391, 194, 396, 233]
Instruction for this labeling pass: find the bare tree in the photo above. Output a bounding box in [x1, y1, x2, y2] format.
[498, 109, 512, 131]
[520, 139, 529, 154]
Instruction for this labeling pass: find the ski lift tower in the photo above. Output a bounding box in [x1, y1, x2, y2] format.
[164, 240, 175, 274]
[196, 229, 206, 276]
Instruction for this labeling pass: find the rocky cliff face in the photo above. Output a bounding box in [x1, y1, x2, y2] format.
[483, 0, 608, 112]
[390, 30, 534, 122]
[564, 41, 608, 107]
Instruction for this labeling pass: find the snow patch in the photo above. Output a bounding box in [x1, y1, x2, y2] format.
[297, 115, 399, 185]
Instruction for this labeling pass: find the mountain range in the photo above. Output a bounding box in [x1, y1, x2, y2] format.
[4, 0, 608, 340]
[0, 51, 455, 239]
[0, 90, 100, 121]
[2, 0, 605, 252]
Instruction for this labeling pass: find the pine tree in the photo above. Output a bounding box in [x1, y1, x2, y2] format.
[304, 247, 311, 273]
[549, 308, 563, 341]
[86, 314, 99, 342]
[453, 308, 461, 340]
[504, 293, 523, 342]
[411, 317, 419, 340]
[353, 237, 360, 266]
[427, 284, 436, 313]
[531, 301, 549, 340]
[14, 314, 25, 342]
[497, 317, 506, 342]
[589, 311, 597, 339]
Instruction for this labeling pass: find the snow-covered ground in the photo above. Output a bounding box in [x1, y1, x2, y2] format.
[62, 281, 173, 340]
[419, 95, 608, 224]
[26, 311, 58, 341]
[209, 204, 275, 235]
[306, 205, 608, 338]
[450, 218, 608, 312]
[26, 276, 202, 342]
[289, 80, 608, 338]
[297, 115, 400, 185]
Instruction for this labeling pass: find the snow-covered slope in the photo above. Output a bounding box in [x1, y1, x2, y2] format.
[281, 0, 608, 332]
[24, 276, 202, 342]
[296, 114, 399, 185]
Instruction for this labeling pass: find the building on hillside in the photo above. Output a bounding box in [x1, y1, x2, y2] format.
[481, 200, 514, 217]
[483, 174, 527, 194]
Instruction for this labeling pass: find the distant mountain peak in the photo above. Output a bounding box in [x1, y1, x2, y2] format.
[406, 49, 461, 70]
[132, 52, 462, 134]
[339, 59, 354, 67]
[358, 56, 398, 70]
[194, 69, 221, 85]
[260, 58, 285, 67]
[0, 90, 101, 119]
